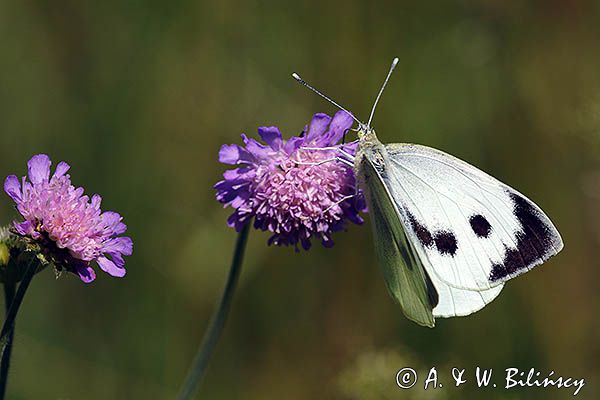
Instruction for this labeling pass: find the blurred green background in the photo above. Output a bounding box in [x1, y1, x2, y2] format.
[0, 1, 599, 399]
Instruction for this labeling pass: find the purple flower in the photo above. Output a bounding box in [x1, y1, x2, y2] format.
[3, 154, 133, 283]
[215, 111, 366, 250]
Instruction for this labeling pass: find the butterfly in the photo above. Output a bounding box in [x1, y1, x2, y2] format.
[292, 58, 563, 327]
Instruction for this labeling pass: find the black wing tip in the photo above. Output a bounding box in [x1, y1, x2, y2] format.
[489, 242, 563, 283]
[488, 191, 564, 283]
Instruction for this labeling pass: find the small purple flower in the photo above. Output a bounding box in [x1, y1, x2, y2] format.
[215, 111, 366, 250]
[3, 154, 133, 283]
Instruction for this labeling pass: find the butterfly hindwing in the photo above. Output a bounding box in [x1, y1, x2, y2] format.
[429, 270, 504, 318]
[381, 143, 563, 292]
[359, 156, 437, 327]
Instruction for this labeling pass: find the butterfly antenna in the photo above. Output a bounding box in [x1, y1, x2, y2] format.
[291, 72, 363, 126]
[367, 57, 399, 128]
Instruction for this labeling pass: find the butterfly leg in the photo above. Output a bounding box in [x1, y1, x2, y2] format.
[323, 193, 358, 213]
[299, 146, 356, 163]
[336, 148, 355, 161]
[342, 128, 349, 144]
[293, 157, 354, 168]
[293, 158, 339, 166]
[335, 157, 354, 167]
[300, 142, 358, 153]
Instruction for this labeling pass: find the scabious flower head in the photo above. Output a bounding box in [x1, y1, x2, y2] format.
[215, 111, 366, 250]
[3, 154, 133, 283]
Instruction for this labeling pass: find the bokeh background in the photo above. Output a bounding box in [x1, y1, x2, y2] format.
[0, 1, 599, 399]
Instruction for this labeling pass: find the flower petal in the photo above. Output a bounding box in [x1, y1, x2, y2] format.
[74, 263, 97, 283]
[101, 211, 127, 234]
[91, 194, 102, 210]
[13, 220, 34, 236]
[27, 154, 51, 184]
[4, 175, 22, 202]
[241, 135, 273, 160]
[53, 161, 70, 179]
[322, 110, 354, 145]
[97, 256, 126, 277]
[301, 237, 312, 250]
[222, 167, 255, 181]
[305, 113, 331, 142]
[103, 236, 133, 256]
[219, 144, 253, 165]
[109, 252, 125, 268]
[101, 211, 121, 225]
[114, 223, 127, 235]
[258, 126, 283, 150]
[283, 136, 305, 155]
[322, 236, 335, 248]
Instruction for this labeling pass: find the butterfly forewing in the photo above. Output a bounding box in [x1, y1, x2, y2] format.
[382, 143, 563, 292]
[360, 142, 506, 319]
[359, 155, 437, 327]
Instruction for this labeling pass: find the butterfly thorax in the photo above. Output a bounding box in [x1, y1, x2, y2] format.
[354, 127, 388, 177]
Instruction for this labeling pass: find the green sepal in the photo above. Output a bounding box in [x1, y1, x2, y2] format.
[0, 227, 46, 284]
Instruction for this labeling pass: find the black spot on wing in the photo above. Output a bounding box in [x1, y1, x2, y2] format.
[433, 231, 458, 256]
[407, 212, 433, 247]
[489, 192, 555, 282]
[469, 214, 492, 238]
[407, 212, 458, 256]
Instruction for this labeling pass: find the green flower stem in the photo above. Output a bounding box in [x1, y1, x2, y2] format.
[0, 282, 15, 400]
[0, 258, 38, 400]
[177, 223, 251, 400]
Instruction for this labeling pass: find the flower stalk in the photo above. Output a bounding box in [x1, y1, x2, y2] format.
[0, 257, 38, 399]
[177, 222, 251, 400]
[0, 282, 15, 400]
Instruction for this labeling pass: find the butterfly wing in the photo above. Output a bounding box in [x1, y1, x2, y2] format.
[382, 143, 563, 293]
[429, 271, 504, 318]
[359, 156, 437, 327]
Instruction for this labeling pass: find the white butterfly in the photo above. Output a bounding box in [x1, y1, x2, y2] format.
[293, 58, 563, 327]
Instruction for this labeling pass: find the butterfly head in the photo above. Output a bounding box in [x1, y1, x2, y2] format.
[356, 122, 378, 142]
